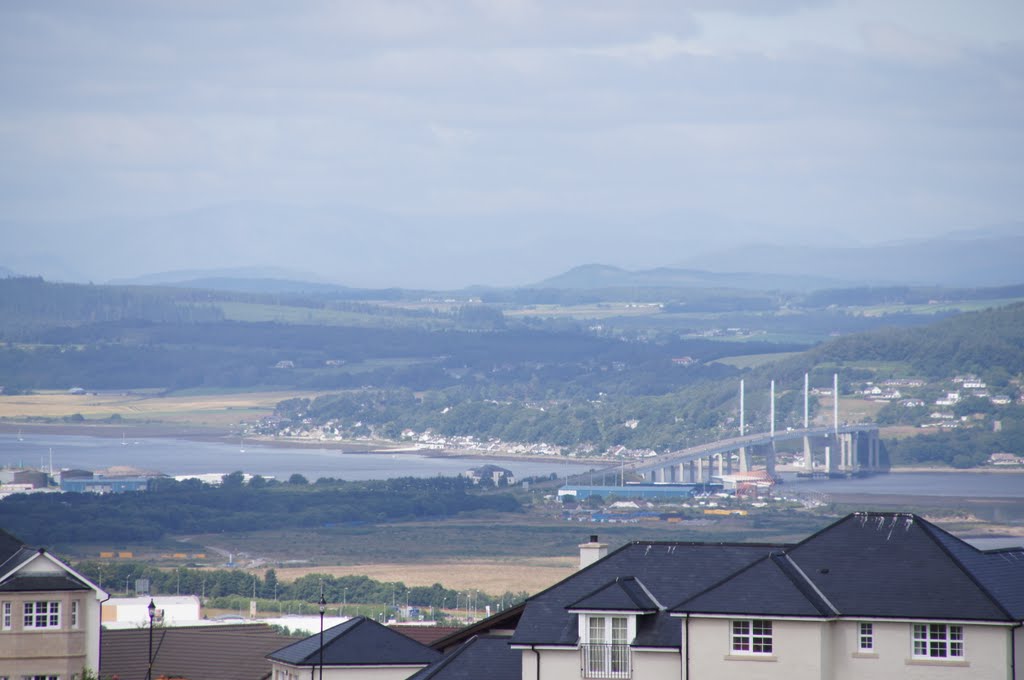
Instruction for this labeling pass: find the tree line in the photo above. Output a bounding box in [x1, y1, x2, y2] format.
[0, 476, 521, 547]
[71, 561, 528, 616]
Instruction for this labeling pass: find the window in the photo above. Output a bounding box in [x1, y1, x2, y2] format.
[23, 601, 61, 629]
[2, 602, 10, 630]
[70, 601, 78, 629]
[582, 615, 630, 678]
[732, 619, 773, 655]
[913, 623, 964, 659]
[858, 622, 874, 651]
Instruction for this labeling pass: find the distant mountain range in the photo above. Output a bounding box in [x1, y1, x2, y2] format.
[4, 210, 1021, 291]
[534, 264, 843, 292]
[673, 226, 1024, 289]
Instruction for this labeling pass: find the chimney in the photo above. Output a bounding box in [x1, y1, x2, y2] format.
[579, 535, 608, 570]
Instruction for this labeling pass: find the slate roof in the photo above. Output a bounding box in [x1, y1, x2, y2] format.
[268, 615, 442, 667]
[510, 541, 782, 648]
[673, 513, 1024, 623]
[0, 573, 92, 592]
[673, 552, 835, 618]
[567, 576, 660, 613]
[0, 529, 25, 564]
[102, 623, 291, 680]
[407, 635, 521, 680]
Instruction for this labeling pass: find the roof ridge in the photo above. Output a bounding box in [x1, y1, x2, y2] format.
[777, 553, 838, 617]
[630, 576, 664, 611]
[414, 634, 479, 680]
[915, 515, 1015, 622]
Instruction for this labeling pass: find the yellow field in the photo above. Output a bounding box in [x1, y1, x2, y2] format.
[265, 557, 576, 596]
[0, 390, 321, 425]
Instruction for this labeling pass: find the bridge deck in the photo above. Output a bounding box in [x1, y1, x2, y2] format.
[621, 424, 878, 473]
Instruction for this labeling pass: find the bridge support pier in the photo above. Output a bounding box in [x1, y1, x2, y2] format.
[738, 446, 749, 473]
[802, 436, 813, 472]
[765, 441, 777, 478]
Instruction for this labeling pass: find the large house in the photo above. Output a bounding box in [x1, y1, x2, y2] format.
[0, 529, 107, 679]
[285, 512, 1024, 680]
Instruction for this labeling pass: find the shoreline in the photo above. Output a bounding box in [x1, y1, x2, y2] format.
[1, 422, 1021, 471]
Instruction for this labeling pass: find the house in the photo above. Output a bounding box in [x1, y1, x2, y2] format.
[411, 513, 1024, 680]
[0, 528, 108, 678]
[267, 615, 442, 679]
[463, 465, 515, 487]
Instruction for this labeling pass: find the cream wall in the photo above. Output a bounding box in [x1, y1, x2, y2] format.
[520, 648, 579, 680]
[632, 648, 680, 679]
[684, 617, 1016, 680]
[1015, 627, 1024, 680]
[831, 620, 1013, 680]
[687, 618, 827, 680]
[270, 661, 427, 680]
[0, 590, 91, 678]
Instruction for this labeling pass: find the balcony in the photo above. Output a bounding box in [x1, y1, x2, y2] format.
[580, 643, 631, 679]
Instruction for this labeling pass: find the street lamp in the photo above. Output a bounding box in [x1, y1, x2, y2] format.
[146, 598, 156, 680]
[318, 592, 326, 680]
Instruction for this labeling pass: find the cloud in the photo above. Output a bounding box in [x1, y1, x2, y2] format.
[0, 1, 1021, 286]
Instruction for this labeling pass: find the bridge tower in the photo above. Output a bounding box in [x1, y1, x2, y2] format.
[802, 373, 813, 471]
[738, 380, 749, 472]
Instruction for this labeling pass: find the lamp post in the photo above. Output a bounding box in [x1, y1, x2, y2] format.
[318, 592, 326, 680]
[146, 598, 156, 680]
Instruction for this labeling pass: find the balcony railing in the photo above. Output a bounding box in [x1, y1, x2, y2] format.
[580, 643, 631, 679]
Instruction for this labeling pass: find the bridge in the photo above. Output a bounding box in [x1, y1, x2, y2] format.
[601, 373, 884, 485]
[623, 422, 882, 484]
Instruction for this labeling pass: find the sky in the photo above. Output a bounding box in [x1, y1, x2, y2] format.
[1, 1, 1022, 288]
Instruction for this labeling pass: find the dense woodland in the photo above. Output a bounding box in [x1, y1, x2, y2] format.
[0, 476, 520, 546]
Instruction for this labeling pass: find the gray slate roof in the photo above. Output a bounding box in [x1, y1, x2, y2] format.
[673, 513, 1024, 622]
[568, 576, 659, 613]
[510, 541, 781, 648]
[0, 573, 92, 592]
[268, 616, 442, 667]
[407, 635, 521, 680]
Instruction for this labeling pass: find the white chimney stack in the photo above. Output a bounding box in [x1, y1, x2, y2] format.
[579, 535, 608, 570]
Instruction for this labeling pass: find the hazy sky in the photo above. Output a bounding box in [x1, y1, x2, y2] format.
[1, 1, 1022, 287]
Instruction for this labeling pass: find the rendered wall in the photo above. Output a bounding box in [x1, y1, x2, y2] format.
[685, 617, 1013, 680]
[269, 662, 427, 680]
[830, 620, 1011, 680]
[687, 618, 825, 680]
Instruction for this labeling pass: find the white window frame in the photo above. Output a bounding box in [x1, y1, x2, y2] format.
[731, 619, 773, 655]
[70, 600, 79, 629]
[912, 623, 964, 659]
[580, 614, 633, 678]
[2, 602, 10, 630]
[23, 601, 61, 629]
[858, 622, 874, 651]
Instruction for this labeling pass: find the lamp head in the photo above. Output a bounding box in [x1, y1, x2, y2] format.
[148, 599, 156, 619]
[319, 594, 326, 614]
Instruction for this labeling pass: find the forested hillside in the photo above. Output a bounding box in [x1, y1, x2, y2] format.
[809, 302, 1024, 380]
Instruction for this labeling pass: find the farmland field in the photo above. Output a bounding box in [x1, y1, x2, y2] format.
[0, 389, 320, 426]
